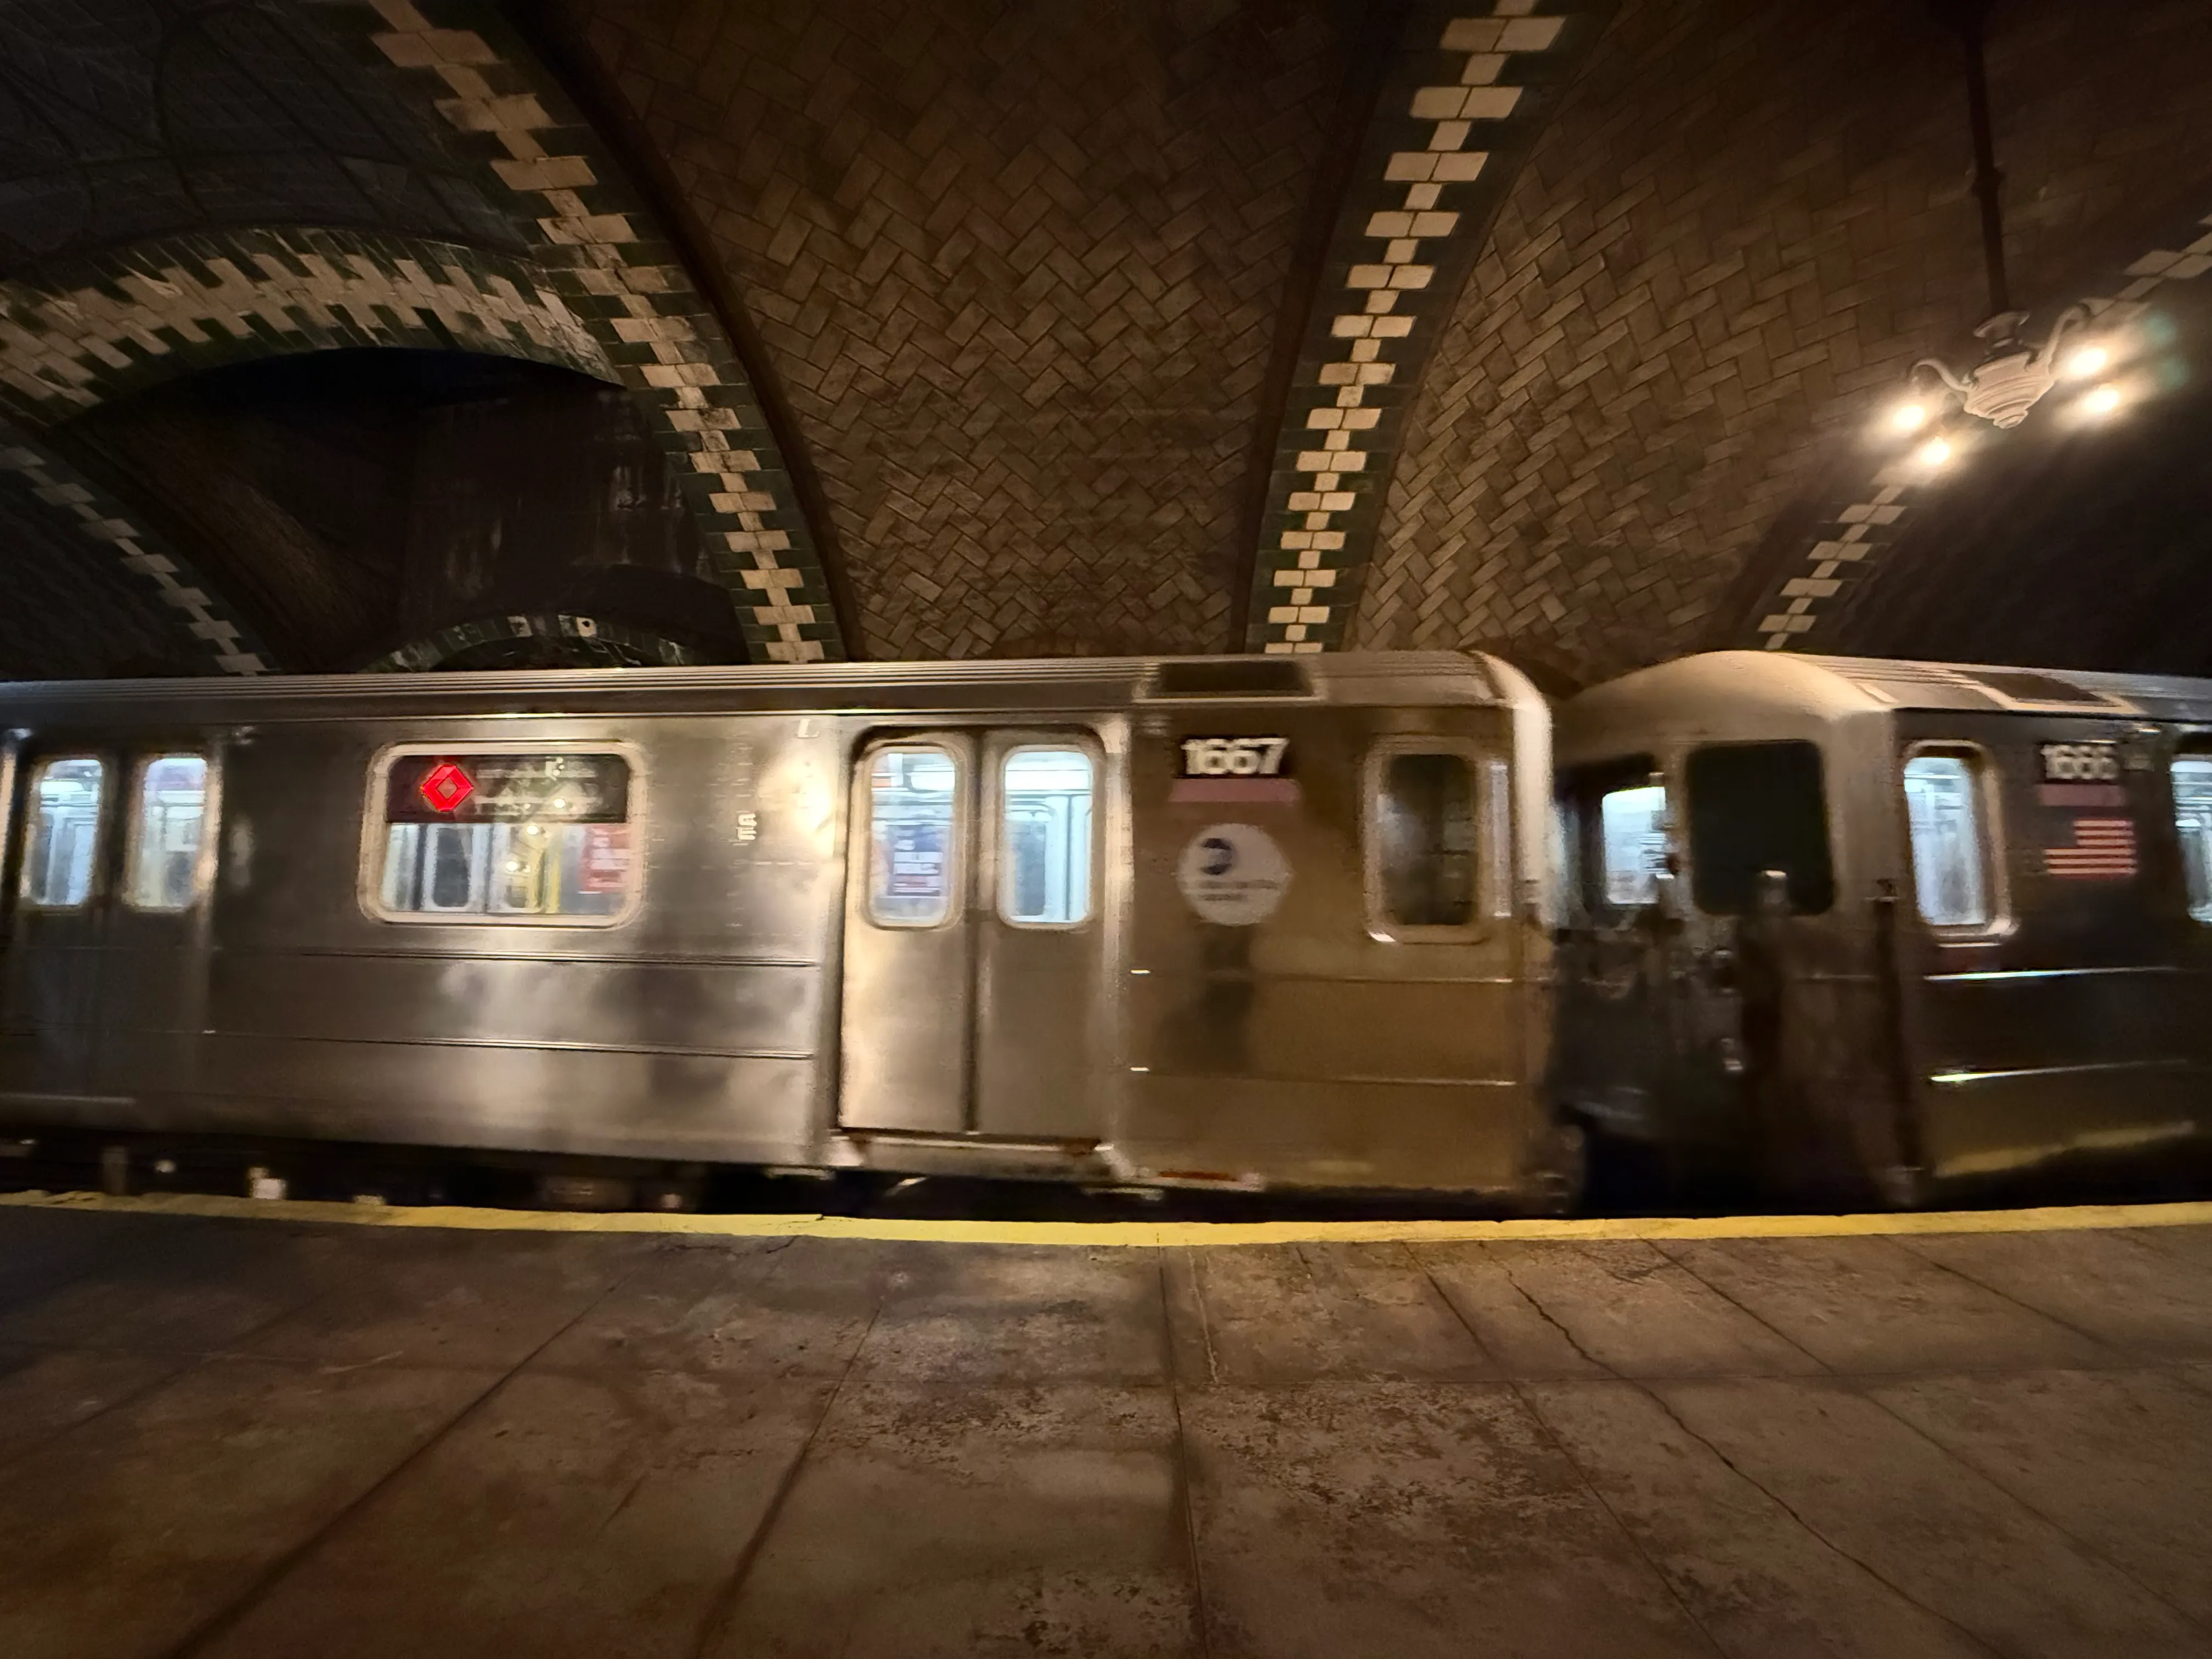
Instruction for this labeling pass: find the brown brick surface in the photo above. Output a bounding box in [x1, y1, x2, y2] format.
[1353, 0, 2212, 686]
[567, 0, 1357, 658]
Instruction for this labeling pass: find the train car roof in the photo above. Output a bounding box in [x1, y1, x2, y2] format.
[0, 651, 1539, 723]
[1559, 650, 2212, 759]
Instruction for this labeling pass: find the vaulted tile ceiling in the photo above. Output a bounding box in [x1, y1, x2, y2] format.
[3, 0, 2210, 684]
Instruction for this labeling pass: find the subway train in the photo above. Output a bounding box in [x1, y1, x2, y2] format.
[0, 647, 2204, 1213]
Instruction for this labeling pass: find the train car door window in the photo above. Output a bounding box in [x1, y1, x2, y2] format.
[1599, 781, 1668, 907]
[1685, 741, 1834, 914]
[1902, 752, 1993, 928]
[369, 751, 637, 924]
[125, 755, 211, 912]
[2172, 754, 2212, 921]
[866, 745, 961, 927]
[1370, 749, 1478, 932]
[998, 747, 1093, 927]
[20, 758, 105, 908]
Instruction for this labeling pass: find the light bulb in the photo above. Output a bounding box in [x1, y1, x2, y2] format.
[1889, 401, 1929, 433]
[2066, 346, 2109, 379]
[2082, 384, 2123, 417]
[1916, 438, 1953, 469]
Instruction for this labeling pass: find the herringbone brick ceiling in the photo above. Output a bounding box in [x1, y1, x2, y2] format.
[568, 0, 2212, 679]
[570, 0, 1359, 661]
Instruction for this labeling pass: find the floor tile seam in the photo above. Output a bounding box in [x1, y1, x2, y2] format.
[522, 1361, 1187, 1388]
[1178, 1245, 1223, 1385]
[1400, 1238, 1533, 1377]
[1647, 1239, 1839, 1376]
[2120, 1224, 2212, 1268]
[1508, 1380, 1735, 1658]
[1474, 1249, 1624, 1377]
[0, 1348, 204, 1479]
[1650, 1237, 2129, 1370]
[684, 1299, 887, 1659]
[1157, 1257, 1215, 1659]
[3, 1338, 599, 1375]
[155, 1251, 662, 1659]
[1884, 1232, 2149, 1358]
[1849, 1374, 2212, 1641]
[1628, 1379, 2012, 1659]
[1161, 1359, 2190, 1389]
[0, 1249, 460, 1471]
[18, 1351, 2161, 1390]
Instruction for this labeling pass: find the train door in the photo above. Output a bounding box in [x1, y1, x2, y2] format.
[1551, 757, 1692, 1147]
[0, 745, 113, 1099]
[90, 751, 218, 1099]
[838, 729, 1108, 1139]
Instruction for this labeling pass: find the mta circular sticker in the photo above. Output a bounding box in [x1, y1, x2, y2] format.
[1176, 822, 1291, 926]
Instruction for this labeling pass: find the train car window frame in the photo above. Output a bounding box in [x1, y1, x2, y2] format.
[862, 742, 964, 930]
[122, 752, 218, 914]
[2171, 746, 2212, 923]
[996, 743, 1098, 931]
[1900, 742, 2007, 937]
[1555, 756, 1666, 921]
[1597, 774, 1670, 911]
[359, 741, 647, 928]
[1363, 737, 1494, 943]
[18, 754, 108, 911]
[1684, 740, 1836, 917]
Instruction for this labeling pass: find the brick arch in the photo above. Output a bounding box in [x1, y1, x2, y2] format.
[1237, 0, 1616, 656]
[1351, 0, 2212, 687]
[0, 225, 612, 428]
[349, 0, 851, 663]
[0, 420, 272, 677]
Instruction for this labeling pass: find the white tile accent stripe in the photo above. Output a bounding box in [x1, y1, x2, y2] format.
[1261, 5, 1564, 655]
[0, 247, 601, 417]
[368, 0, 837, 664]
[0, 438, 269, 675]
[1758, 208, 2212, 650]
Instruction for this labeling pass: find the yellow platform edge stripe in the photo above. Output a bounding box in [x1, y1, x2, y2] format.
[3, 1187, 2210, 1245]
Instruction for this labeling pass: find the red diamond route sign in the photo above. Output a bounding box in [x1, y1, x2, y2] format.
[420, 761, 473, 814]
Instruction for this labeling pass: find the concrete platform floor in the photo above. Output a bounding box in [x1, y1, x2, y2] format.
[1, 1204, 2210, 1658]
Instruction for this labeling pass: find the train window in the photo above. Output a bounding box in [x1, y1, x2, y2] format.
[1685, 742, 1834, 915]
[1599, 782, 1668, 906]
[371, 752, 636, 923]
[21, 758, 104, 908]
[867, 746, 959, 927]
[1000, 748, 1093, 927]
[1374, 751, 1477, 929]
[126, 755, 210, 911]
[1902, 752, 1991, 928]
[1486, 757, 1514, 920]
[2172, 755, 2212, 921]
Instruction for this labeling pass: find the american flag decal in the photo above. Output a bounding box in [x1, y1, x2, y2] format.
[2044, 817, 2138, 879]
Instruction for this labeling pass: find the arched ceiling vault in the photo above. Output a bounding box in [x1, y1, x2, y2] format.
[4, 0, 2211, 681]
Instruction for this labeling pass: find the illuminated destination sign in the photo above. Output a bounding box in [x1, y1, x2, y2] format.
[385, 753, 630, 824]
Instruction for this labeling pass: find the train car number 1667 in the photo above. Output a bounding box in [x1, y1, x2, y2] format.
[1179, 737, 1291, 777]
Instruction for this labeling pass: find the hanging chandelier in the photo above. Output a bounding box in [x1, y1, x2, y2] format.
[1897, 1, 2122, 439]
[1912, 305, 2087, 429]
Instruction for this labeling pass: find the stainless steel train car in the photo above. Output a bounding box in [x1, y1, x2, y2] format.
[0, 653, 1575, 1208]
[1553, 650, 2212, 1204]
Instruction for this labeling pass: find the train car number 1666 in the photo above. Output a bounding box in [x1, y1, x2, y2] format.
[1179, 737, 1291, 777]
